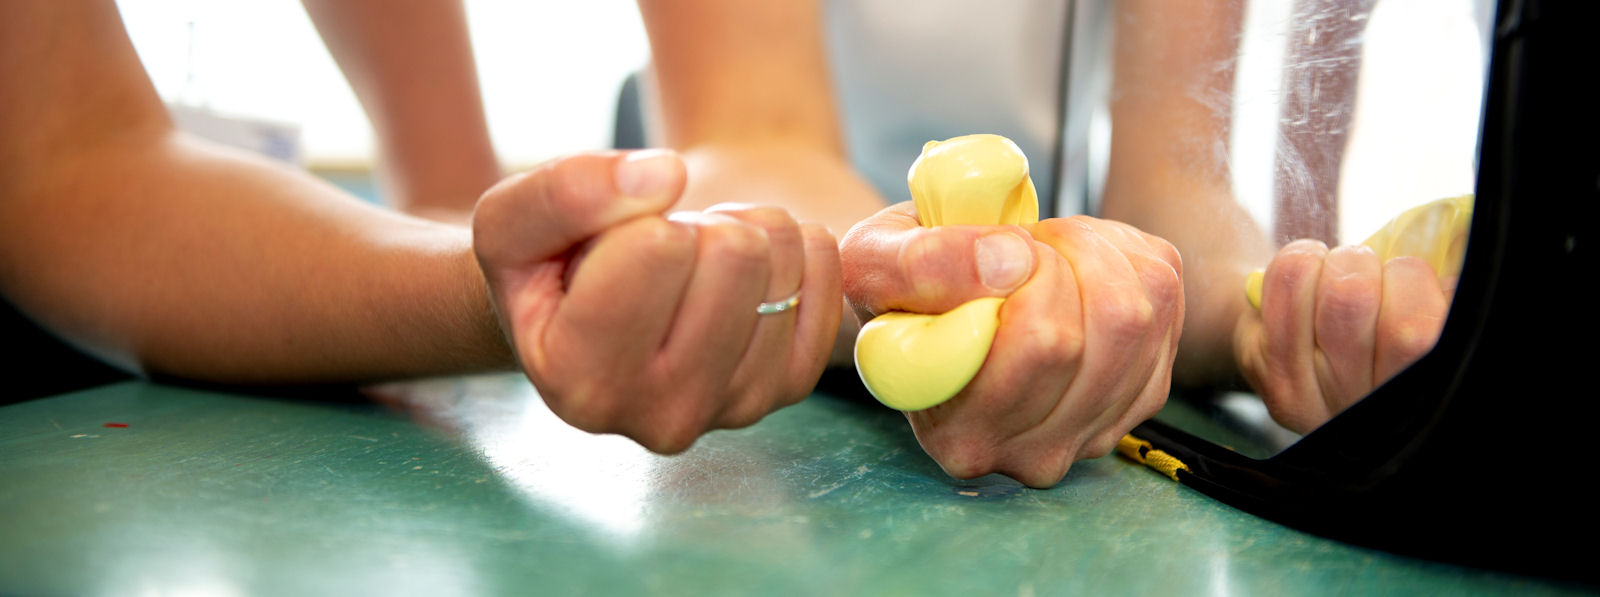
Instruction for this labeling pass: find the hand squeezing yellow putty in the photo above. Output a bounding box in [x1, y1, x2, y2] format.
[1245, 194, 1474, 310]
[854, 134, 1039, 410]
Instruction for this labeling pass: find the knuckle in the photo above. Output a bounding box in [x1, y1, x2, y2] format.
[838, 235, 882, 303]
[836, 218, 878, 259]
[703, 201, 757, 213]
[550, 387, 619, 435]
[718, 390, 778, 430]
[1020, 319, 1086, 373]
[800, 220, 835, 240]
[640, 431, 697, 455]
[1270, 241, 1330, 279]
[629, 217, 695, 257]
[472, 173, 525, 230]
[701, 220, 771, 265]
[1151, 237, 1183, 277]
[726, 402, 779, 430]
[1260, 393, 1320, 435]
[1386, 255, 1439, 278]
[719, 407, 764, 430]
[924, 435, 995, 480]
[1142, 259, 1184, 314]
[1256, 384, 1295, 418]
[1031, 217, 1086, 243]
[1384, 318, 1444, 361]
[1281, 238, 1330, 256]
[1102, 295, 1156, 343]
[1063, 215, 1098, 228]
[773, 375, 815, 408]
[726, 204, 799, 232]
[1260, 248, 1324, 302]
[780, 386, 813, 409]
[1082, 433, 1121, 460]
[1319, 277, 1380, 321]
[1030, 218, 1068, 237]
[800, 222, 839, 255]
[1327, 243, 1378, 265]
[1267, 260, 1312, 291]
[641, 405, 707, 455]
[898, 229, 961, 278]
[1129, 391, 1169, 426]
[1002, 449, 1073, 488]
[1097, 219, 1150, 248]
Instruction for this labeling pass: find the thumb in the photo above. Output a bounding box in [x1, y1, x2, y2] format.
[840, 202, 1037, 321]
[473, 149, 686, 268]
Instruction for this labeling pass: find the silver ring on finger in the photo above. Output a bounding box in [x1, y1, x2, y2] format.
[756, 290, 801, 315]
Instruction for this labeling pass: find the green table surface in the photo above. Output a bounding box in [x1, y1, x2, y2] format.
[0, 376, 1587, 596]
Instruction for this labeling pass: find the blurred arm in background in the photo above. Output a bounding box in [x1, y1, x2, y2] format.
[303, 0, 501, 224]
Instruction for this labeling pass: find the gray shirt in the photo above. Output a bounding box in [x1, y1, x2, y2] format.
[825, 1, 1076, 213]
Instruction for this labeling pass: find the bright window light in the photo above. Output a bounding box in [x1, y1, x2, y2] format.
[117, 0, 651, 169]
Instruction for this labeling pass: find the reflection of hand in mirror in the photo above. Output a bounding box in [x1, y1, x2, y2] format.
[841, 205, 1184, 487]
[1233, 240, 1450, 434]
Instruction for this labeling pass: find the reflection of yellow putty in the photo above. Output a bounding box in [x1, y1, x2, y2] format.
[855, 135, 1040, 411]
[1245, 194, 1474, 310]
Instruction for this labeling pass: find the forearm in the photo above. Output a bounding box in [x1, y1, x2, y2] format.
[1101, 0, 1270, 386]
[1103, 168, 1269, 386]
[302, 0, 500, 220]
[637, 0, 884, 235]
[1104, 106, 1267, 386]
[638, 0, 843, 152]
[677, 143, 884, 243]
[1, 0, 509, 385]
[0, 131, 511, 384]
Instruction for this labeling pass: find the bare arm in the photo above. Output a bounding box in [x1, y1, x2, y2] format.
[636, 0, 884, 238]
[1100, 0, 1273, 387]
[302, 0, 501, 224]
[3, 0, 840, 454]
[0, 0, 510, 383]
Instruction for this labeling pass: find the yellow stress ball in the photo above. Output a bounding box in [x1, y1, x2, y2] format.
[855, 297, 1008, 411]
[855, 134, 1040, 411]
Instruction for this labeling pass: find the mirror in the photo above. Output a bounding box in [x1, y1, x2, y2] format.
[1062, 0, 1496, 456]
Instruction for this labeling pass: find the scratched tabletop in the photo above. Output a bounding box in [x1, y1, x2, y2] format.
[0, 376, 1585, 596]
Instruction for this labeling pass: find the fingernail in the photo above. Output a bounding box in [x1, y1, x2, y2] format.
[614, 149, 679, 204]
[976, 232, 1033, 291]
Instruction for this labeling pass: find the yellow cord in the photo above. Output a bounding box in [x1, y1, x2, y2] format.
[1116, 434, 1190, 482]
